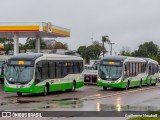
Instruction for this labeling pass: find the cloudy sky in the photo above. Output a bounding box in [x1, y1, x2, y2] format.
[0, 0, 160, 55]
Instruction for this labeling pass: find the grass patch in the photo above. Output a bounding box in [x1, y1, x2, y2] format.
[149, 111, 160, 115]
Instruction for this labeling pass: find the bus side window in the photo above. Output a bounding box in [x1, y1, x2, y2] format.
[79, 61, 83, 73]
[129, 63, 133, 77]
[124, 63, 129, 78]
[55, 62, 57, 78]
[49, 62, 55, 79]
[56, 62, 62, 78]
[136, 63, 138, 76]
[133, 63, 136, 76]
[139, 63, 141, 73]
[74, 62, 78, 73]
[42, 61, 49, 80]
[68, 62, 74, 74]
[141, 64, 143, 73]
[148, 64, 151, 76]
[151, 64, 156, 75]
[63, 62, 68, 76]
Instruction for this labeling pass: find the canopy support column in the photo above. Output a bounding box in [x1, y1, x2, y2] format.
[35, 37, 40, 53]
[13, 33, 19, 55]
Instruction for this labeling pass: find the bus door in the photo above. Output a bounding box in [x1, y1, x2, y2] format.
[148, 64, 152, 76]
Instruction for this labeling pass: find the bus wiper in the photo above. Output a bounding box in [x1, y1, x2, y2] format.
[13, 66, 19, 83]
[19, 66, 27, 73]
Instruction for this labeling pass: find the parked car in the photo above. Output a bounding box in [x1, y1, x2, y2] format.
[83, 61, 100, 85]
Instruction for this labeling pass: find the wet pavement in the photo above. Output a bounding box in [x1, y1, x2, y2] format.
[0, 84, 160, 120]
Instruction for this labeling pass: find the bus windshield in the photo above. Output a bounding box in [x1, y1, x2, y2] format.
[5, 66, 34, 84]
[99, 65, 123, 80]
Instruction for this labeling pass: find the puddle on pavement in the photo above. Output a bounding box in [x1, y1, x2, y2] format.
[16, 99, 40, 104]
[98, 104, 160, 111]
[0, 99, 16, 106]
[0, 102, 7, 106]
[50, 98, 79, 101]
[40, 98, 83, 109]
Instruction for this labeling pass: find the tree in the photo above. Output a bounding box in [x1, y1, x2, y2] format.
[0, 38, 14, 54]
[52, 42, 68, 50]
[87, 44, 105, 60]
[120, 46, 132, 56]
[46, 40, 68, 50]
[132, 41, 159, 58]
[77, 46, 89, 63]
[77, 41, 106, 64]
[0, 38, 6, 44]
[102, 36, 110, 57]
[130, 41, 160, 64]
[23, 37, 47, 50]
[77, 46, 87, 58]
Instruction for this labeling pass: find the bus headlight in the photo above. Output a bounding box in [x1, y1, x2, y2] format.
[25, 83, 32, 88]
[115, 79, 121, 83]
[97, 78, 101, 81]
[4, 81, 9, 87]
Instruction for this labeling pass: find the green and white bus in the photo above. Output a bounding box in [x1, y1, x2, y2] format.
[0, 55, 11, 83]
[4, 53, 84, 96]
[97, 56, 159, 90]
[145, 58, 159, 85]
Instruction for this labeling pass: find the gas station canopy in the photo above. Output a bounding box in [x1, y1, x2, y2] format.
[0, 22, 70, 38]
[0, 22, 70, 54]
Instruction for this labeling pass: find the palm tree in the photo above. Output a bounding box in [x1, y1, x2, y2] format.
[102, 36, 110, 57]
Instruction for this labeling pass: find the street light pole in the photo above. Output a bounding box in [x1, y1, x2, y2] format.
[108, 42, 115, 55]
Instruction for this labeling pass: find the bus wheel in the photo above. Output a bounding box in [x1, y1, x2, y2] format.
[71, 81, 76, 92]
[103, 86, 107, 90]
[154, 79, 157, 86]
[0, 79, 4, 84]
[17, 92, 22, 96]
[126, 81, 130, 90]
[43, 85, 48, 96]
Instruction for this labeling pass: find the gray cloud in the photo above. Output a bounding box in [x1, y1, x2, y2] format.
[0, 0, 160, 54]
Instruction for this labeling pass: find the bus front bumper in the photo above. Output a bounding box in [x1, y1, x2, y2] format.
[97, 81, 123, 88]
[4, 83, 43, 94]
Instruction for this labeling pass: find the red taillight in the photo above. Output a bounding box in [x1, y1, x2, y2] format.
[86, 77, 90, 80]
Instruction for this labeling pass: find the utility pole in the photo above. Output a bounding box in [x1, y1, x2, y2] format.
[108, 42, 115, 55]
[91, 33, 93, 44]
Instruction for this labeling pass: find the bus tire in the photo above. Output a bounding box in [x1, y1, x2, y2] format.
[0, 79, 4, 84]
[126, 81, 130, 90]
[43, 84, 49, 96]
[154, 79, 157, 86]
[17, 92, 22, 96]
[71, 81, 76, 92]
[103, 86, 107, 90]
